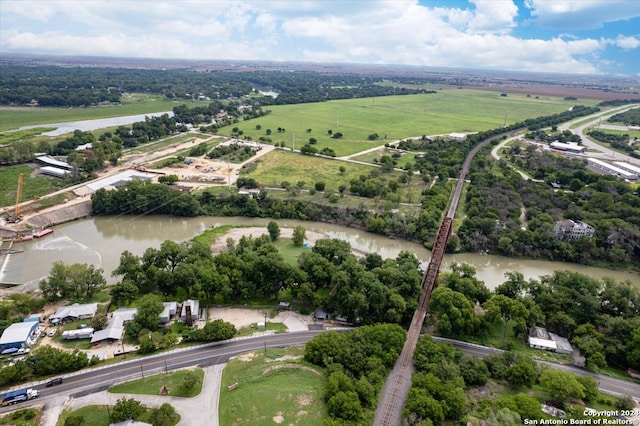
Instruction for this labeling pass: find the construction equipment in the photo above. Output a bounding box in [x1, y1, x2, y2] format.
[5, 173, 24, 223]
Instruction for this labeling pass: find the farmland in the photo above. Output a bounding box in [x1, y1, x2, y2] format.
[217, 89, 599, 156]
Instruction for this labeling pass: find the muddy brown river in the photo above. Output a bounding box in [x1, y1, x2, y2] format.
[1, 216, 638, 290]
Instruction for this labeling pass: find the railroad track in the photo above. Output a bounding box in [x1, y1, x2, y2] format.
[374, 131, 517, 426]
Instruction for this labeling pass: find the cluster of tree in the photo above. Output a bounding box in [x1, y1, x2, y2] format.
[304, 324, 406, 422]
[598, 99, 640, 107]
[182, 319, 236, 342]
[0, 294, 46, 335]
[459, 143, 640, 266]
[173, 102, 270, 126]
[587, 129, 637, 156]
[524, 128, 581, 143]
[0, 64, 430, 108]
[114, 114, 187, 147]
[107, 231, 424, 327]
[92, 180, 201, 217]
[405, 335, 621, 424]
[608, 108, 640, 126]
[207, 143, 258, 162]
[299, 144, 336, 157]
[0, 345, 97, 388]
[431, 264, 640, 372]
[39, 261, 106, 301]
[520, 106, 600, 131]
[66, 397, 177, 426]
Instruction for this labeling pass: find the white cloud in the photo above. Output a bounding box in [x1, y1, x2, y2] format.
[615, 35, 640, 50]
[467, 0, 519, 33]
[0, 0, 634, 74]
[525, 0, 640, 29]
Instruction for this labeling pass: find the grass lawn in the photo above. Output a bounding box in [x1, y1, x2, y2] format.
[109, 367, 205, 397]
[0, 93, 185, 132]
[220, 347, 326, 426]
[272, 238, 308, 265]
[56, 404, 180, 426]
[218, 89, 597, 156]
[236, 322, 287, 337]
[0, 164, 69, 208]
[0, 408, 41, 426]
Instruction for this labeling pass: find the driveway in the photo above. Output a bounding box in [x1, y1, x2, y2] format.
[42, 364, 225, 426]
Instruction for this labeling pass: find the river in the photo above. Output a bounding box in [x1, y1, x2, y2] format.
[1, 216, 638, 290]
[16, 111, 173, 136]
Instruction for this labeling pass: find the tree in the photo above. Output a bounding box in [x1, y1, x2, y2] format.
[430, 287, 476, 337]
[128, 294, 163, 335]
[327, 391, 362, 421]
[539, 369, 585, 406]
[111, 397, 144, 422]
[150, 403, 176, 426]
[180, 370, 201, 393]
[504, 357, 538, 388]
[315, 181, 325, 191]
[266, 221, 280, 241]
[339, 165, 346, 174]
[483, 295, 528, 348]
[292, 225, 306, 247]
[110, 280, 139, 306]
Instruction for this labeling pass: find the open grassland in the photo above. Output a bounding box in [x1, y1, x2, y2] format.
[0, 164, 68, 208]
[219, 347, 325, 426]
[245, 150, 377, 191]
[244, 149, 425, 203]
[220, 89, 598, 156]
[0, 93, 185, 132]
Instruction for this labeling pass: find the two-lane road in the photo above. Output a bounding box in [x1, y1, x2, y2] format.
[2, 331, 638, 415]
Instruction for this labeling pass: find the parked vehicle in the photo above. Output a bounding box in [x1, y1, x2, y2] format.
[1, 388, 38, 406]
[45, 377, 63, 387]
[47, 329, 56, 337]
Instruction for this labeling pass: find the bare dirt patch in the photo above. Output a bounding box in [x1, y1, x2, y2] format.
[273, 413, 284, 424]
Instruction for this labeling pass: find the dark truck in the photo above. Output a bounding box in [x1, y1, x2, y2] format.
[1, 388, 39, 406]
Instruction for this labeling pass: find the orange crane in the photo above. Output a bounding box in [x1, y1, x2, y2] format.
[6, 173, 24, 223]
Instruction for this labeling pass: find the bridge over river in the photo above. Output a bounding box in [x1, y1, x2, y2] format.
[373, 131, 516, 426]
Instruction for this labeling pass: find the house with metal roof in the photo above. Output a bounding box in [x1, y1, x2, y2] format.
[49, 303, 98, 324]
[91, 308, 137, 346]
[0, 322, 39, 350]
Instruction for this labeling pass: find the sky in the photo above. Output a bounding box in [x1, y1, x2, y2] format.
[1, 0, 639, 76]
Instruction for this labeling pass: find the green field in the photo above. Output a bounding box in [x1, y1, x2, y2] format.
[0, 93, 187, 132]
[219, 347, 325, 426]
[219, 89, 598, 156]
[0, 164, 70, 209]
[109, 367, 204, 397]
[243, 150, 425, 205]
[56, 404, 179, 426]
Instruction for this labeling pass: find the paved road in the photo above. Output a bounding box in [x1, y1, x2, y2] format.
[2, 332, 638, 423]
[435, 337, 640, 398]
[559, 104, 640, 166]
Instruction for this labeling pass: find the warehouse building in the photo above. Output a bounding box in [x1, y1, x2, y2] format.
[587, 158, 637, 181]
[613, 161, 640, 179]
[549, 141, 587, 154]
[0, 321, 39, 350]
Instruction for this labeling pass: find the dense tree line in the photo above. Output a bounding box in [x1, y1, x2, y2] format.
[430, 264, 640, 372]
[0, 346, 98, 388]
[588, 129, 638, 156]
[304, 324, 406, 423]
[109, 234, 423, 327]
[608, 108, 640, 126]
[0, 64, 429, 107]
[459, 143, 640, 268]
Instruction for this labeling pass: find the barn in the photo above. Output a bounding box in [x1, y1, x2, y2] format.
[0, 322, 39, 350]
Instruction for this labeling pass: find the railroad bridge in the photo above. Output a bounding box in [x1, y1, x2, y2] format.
[373, 133, 508, 426]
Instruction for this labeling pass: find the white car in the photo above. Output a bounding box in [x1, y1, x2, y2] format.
[47, 329, 57, 337]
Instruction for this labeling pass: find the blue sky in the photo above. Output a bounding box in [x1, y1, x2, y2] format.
[1, 0, 638, 76]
